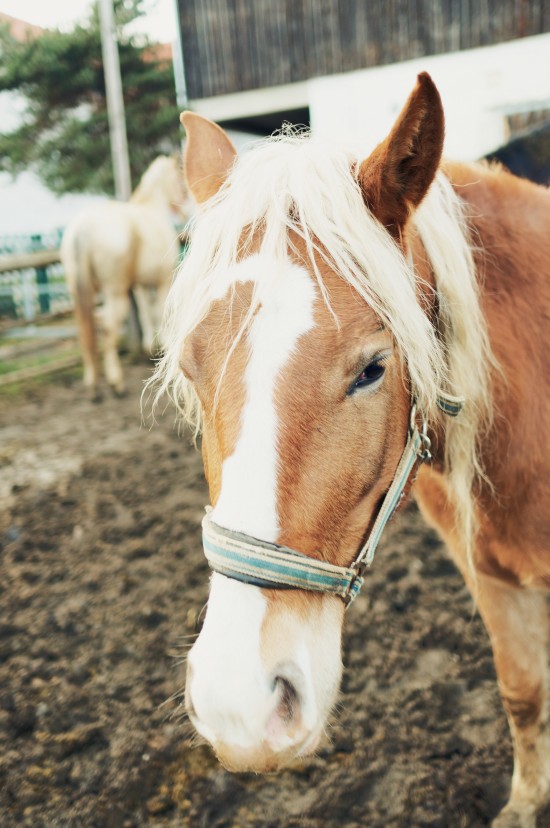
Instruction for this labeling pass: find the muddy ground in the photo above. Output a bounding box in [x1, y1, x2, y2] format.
[1, 363, 548, 827]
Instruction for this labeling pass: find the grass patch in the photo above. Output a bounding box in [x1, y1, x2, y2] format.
[0, 360, 82, 399]
[0, 348, 79, 376]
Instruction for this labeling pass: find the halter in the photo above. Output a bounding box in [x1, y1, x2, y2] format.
[202, 392, 463, 606]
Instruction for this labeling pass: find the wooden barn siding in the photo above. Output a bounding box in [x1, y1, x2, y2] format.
[179, 0, 550, 100]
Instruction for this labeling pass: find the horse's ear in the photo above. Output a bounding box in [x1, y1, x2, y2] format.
[357, 72, 444, 238]
[180, 112, 237, 204]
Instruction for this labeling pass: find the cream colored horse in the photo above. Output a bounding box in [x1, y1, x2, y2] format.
[61, 156, 189, 398]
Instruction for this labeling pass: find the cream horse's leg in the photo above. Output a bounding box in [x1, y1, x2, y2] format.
[415, 474, 550, 827]
[102, 291, 130, 395]
[133, 286, 156, 354]
[133, 277, 171, 354]
[74, 301, 100, 399]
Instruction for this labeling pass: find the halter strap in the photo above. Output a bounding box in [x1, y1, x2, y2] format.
[202, 513, 365, 603]
[350, 405, 426, 575]
[201, 392, 463, 606]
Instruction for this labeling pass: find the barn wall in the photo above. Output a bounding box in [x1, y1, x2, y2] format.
[178, 0, 550, 100]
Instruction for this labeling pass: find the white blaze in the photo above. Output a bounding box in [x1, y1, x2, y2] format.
[189, 573, 270, 748]
[188, 254, 319, 751]
[212, 254, 316, 539]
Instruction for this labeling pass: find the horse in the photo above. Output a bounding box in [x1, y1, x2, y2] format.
[61, 155, 189, 398]
[153, 74, 550, 827]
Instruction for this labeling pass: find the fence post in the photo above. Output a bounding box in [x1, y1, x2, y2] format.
[21, 270, 36, 321]
[32, 233, 50, 314]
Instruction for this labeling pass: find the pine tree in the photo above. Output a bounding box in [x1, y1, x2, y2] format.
[0, 0, 181, 195]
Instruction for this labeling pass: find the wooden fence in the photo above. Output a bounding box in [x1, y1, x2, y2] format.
[0, 230, 71, 323]
[0, 249, 61, 273]
[0, 248, 69, 323]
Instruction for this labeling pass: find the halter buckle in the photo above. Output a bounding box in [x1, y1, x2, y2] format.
[343, 562, 366, 606]
[410, 402, 432, 462]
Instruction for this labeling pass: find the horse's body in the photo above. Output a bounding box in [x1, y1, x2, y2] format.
[61, 156, 188, 397]
[156, 78, 550, 826]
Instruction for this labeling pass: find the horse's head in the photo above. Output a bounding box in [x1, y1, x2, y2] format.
[167, 74, 446, 772]
[133, 155, 190, 219]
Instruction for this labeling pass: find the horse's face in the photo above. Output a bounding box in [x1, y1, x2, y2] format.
[178, 73, 444, 771]
[182, 250, 409, 771]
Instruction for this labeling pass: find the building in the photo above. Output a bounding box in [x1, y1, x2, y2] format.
[175, 1, 550, 160]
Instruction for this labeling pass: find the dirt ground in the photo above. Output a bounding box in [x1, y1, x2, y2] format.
[1, 362, 548, 827]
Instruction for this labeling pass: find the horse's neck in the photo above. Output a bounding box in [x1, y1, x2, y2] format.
[440, 161, 550, 494]
[444, 159, 550, 328]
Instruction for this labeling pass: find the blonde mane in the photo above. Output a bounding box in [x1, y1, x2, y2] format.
[151, 130, 493, 557]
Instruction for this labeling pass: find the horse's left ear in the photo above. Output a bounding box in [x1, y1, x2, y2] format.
[180, 111, 237, 204]
[358, 72, 444, 238]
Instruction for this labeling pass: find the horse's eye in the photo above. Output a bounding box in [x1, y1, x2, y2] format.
[348, 360, 386, 394]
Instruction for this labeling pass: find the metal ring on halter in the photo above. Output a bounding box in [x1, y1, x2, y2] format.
[410, 401, 432, 462]
[419, 430, 432, 462]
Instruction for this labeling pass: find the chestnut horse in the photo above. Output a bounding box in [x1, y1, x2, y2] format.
[61, 155, 189, 398]
[155, 75, 550, 826]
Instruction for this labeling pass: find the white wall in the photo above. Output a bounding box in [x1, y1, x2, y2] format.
[308, 33, 550, 160]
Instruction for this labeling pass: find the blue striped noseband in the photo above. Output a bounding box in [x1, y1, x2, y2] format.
[201, 394, 463, 607]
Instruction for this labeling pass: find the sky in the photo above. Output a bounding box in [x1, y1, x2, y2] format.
[0, 0, 177, 42]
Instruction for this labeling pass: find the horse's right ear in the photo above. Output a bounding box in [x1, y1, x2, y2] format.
[180, 112, 237, 204]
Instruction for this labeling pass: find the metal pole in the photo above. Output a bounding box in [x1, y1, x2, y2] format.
[171, 0, 189, 111]
[98, 0, 141, 349]
[98, 0, 132, 201]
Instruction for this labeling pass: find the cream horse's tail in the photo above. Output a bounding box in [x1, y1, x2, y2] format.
[61, 228, 99, 398]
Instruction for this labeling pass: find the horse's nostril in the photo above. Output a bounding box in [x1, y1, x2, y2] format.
[274, 675, 299, 723]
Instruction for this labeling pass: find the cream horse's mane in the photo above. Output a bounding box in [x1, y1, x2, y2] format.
[130, 155, 182, 205]
[152, 130, 494, 557]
